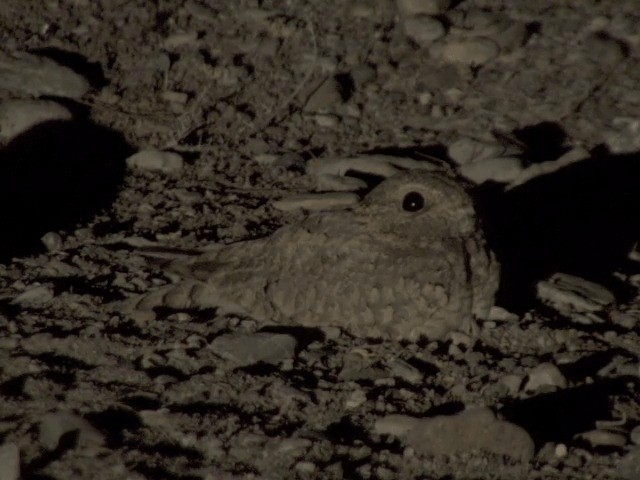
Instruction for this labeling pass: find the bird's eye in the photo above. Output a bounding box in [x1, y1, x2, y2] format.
[402, 191, 425, 212]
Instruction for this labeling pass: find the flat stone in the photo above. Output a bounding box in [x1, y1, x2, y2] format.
[126, 150, 184, 174]
[209, 332, 297, 367]
[459, 156, 524, 184]
[0, 51, 90, 98]
[403, 15, 446, 47]
[524, 362, 567, 392]
[376, 408, 533, 461]
[536, 273, 615, 314]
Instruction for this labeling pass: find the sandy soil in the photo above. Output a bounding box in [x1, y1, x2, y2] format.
[1, 1, 640, 479]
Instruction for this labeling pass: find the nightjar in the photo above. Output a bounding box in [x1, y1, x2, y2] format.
[124, 169, 499, 341]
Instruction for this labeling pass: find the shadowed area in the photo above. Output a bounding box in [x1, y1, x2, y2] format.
[477, 144, 640, 311]
[0, 120, 133, 261]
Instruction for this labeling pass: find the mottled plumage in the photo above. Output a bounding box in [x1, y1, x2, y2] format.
[128, 170, 499, 341]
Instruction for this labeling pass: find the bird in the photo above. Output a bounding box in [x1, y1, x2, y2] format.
[122, 169, 500, 341]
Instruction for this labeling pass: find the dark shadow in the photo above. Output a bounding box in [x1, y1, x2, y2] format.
[499, 376, 635, 449]
[84, 407, 143, 447]
[0, 120, 132, 262]
[510, 121, 571, 164]
[476, 144, 640, 311]
[28, 47, 108, 89]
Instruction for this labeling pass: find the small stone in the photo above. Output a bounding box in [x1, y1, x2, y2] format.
[396, 0, 451, 16]
[374, 414, 421, 436]
[0, 443, 20, 480]
[501, 374, 523, 396]
[524, 362, 567, 392]
[488, 306, 518, 322]
[11, 285, 54, 306]
[448, 138, 510, 166]
[126, 150, 184, 174]
[555, 443, 568, 458]
[161, 90, 189, 104]
[272, 192, 359, 212]
[385, 407, 534, 461]
[295, 461, 316, 474]
[209, 332, 297, 367]
[536, 273, 615, 315]
[313, 113, 339, 128]
[39, 412, 105, 451]
[40, 231, 63, 252]
[631, 425, 640, 445]
[387, 358, 423, 384]
[163, 31, 199, 49]
[438, 37, 500, 65]
[577, 429, 627, 449]
[609, 310, 639, 330]
[304, 77, 344, 112]
[459, 156, 524, 184]
[0, 51, 90, 98]
[0, 99, 72, 144]
[403, 15, 446, 47]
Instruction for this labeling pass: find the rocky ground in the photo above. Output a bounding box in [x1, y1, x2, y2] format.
[1, 0, 640, 479]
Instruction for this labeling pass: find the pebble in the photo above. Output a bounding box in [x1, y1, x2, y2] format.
[536, 273, 615, 315]
[403, 15, 446, 47]
[396, 0, 451, 16]
[438, 37, 500, 65]
[0, 443, 19, 480]
[40, 231, 63, 252]
[375, 407, 534, 461]
[448, 137, 516, 166]
[500, 374, 523, 396]
[209, 332, 297, 367]
[0, 99, 72, 144]
[631, 425, 640, 445]
[0, 51, 90, 98]
[39, 411, 105, 451]
[304, 77, 344, 112]
[11, 285, 54, 306]
[126, 150, 184, 174]
[577, 429, 627, 449]
[272, 192, 360, 212]
[524, 362, 567, 392]
[459, 156, 524, 184]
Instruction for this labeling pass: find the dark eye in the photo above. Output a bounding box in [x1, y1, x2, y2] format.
[402, 191, 425, 212]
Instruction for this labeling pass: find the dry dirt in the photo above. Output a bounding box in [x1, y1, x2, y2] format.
[1, 1, 640, 479]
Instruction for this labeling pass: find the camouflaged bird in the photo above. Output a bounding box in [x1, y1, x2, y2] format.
[125, 170, 500, 341]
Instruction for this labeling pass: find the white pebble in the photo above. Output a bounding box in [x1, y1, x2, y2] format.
[40, 231, 63, 252]
[524, 362, 567, 392]
[272, 192, 360, 212]
[11, 285, 54, 306]
[0, 99, 72, 144]
[438, 37, 500, 65]
[0, 51, 90, 98]
[126, 149, 184, 174]
[459, 156, 523, 184]
[403, 15, 446, 47]
[448, 138, 509, 165]
[396, 0, 451, 16]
